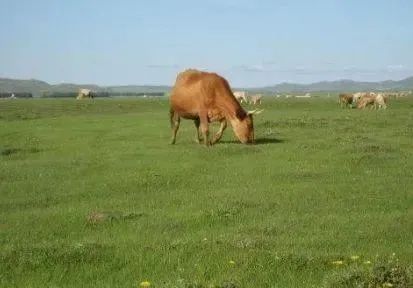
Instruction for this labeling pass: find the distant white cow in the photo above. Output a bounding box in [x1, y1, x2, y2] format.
[384, 92, 398, 99]
[249, 94, 262, 105]
[397, 91, 412, 98]
[295, 93, 311, 98]
[76, 88, 93, 100]
[233, 91, 248, 103]
[374, 93, 387, 109]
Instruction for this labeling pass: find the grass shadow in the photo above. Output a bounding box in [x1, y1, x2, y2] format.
[0, 147, 42, 157]
[255, 137, 285, 145]
[0, 148, 21, 156]
[219, 137, 284, 145]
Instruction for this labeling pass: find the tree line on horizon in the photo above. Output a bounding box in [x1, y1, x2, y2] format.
[41, 91, 166, 98]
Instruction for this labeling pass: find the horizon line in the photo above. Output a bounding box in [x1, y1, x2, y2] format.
[1, 74, 412, 89]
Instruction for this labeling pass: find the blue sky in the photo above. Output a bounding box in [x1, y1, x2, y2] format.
[1, 0, 412, 87]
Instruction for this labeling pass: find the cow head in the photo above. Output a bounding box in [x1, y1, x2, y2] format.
[232, 109, 263, 144]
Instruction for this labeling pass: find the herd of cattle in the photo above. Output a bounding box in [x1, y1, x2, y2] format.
[168, 69, 413, 146]
[233, 91, 262, 105]
[338, 90, 411, 109]
[338, 92, 389, 109]
[339, 92, 387, 109]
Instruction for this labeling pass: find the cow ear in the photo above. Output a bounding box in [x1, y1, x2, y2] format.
[248, 109, 264, 115]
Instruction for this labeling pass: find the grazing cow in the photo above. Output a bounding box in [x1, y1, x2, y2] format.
[357, 94, 376, 109]
[374, 93, 387, 109]
[76, 88, 93, 100]
[396, 91, 412, 98]
[169, 69, 261, 146]
[233, 91, 248, 103]
[338, 93, 353, 108]
[384, 92, 399, 99]
[249, 94, 262, 105]
[352, 92, 367, 104]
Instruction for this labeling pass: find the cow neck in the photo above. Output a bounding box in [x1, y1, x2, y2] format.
[216, 96, 247, 124]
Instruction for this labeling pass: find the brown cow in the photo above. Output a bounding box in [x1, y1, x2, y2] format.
[338, 93, 353, 108]
[169, 69, 261, 146]
[357, 94, 376, 109]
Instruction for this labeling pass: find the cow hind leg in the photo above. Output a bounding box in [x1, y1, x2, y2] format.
[170, 110, 180, 144]
[210, 120, 227, 145]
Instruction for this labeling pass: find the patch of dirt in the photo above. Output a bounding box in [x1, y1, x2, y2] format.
[86, 211, 145, 224]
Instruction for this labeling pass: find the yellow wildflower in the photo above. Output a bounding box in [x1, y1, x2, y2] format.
[364, 260, 371, 264]
[350, 255, 359, 260]
[383, 283, 393, 287]
[229, 260, 235, 265]
[139, 281, 151, 287]
[332, 260, 344, 265]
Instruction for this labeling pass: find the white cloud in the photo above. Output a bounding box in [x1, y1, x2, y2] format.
[386, 64, 404, 71]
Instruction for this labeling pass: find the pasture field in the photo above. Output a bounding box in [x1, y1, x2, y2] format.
[0, 97, 412, 288]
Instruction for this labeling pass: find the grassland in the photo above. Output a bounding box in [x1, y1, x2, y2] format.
[0, 97, 412, 287]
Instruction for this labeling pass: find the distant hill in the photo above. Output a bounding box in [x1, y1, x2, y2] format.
[107, 85, 171, 94]
[0, 78, 170, 97]
[0, 78, 50, 97]
[258, 76, 413, 93]
[1, 76, 413, 97]
[51, 83, 102, 93]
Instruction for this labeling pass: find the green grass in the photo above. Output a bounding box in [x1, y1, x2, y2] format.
[1, 97, 412, 287]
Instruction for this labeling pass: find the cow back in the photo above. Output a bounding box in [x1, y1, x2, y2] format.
[170, 69, 245, 120]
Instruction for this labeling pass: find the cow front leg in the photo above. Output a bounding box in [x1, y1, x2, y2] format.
[210, 120, 227, 145]
[193, 118, 203, 144]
